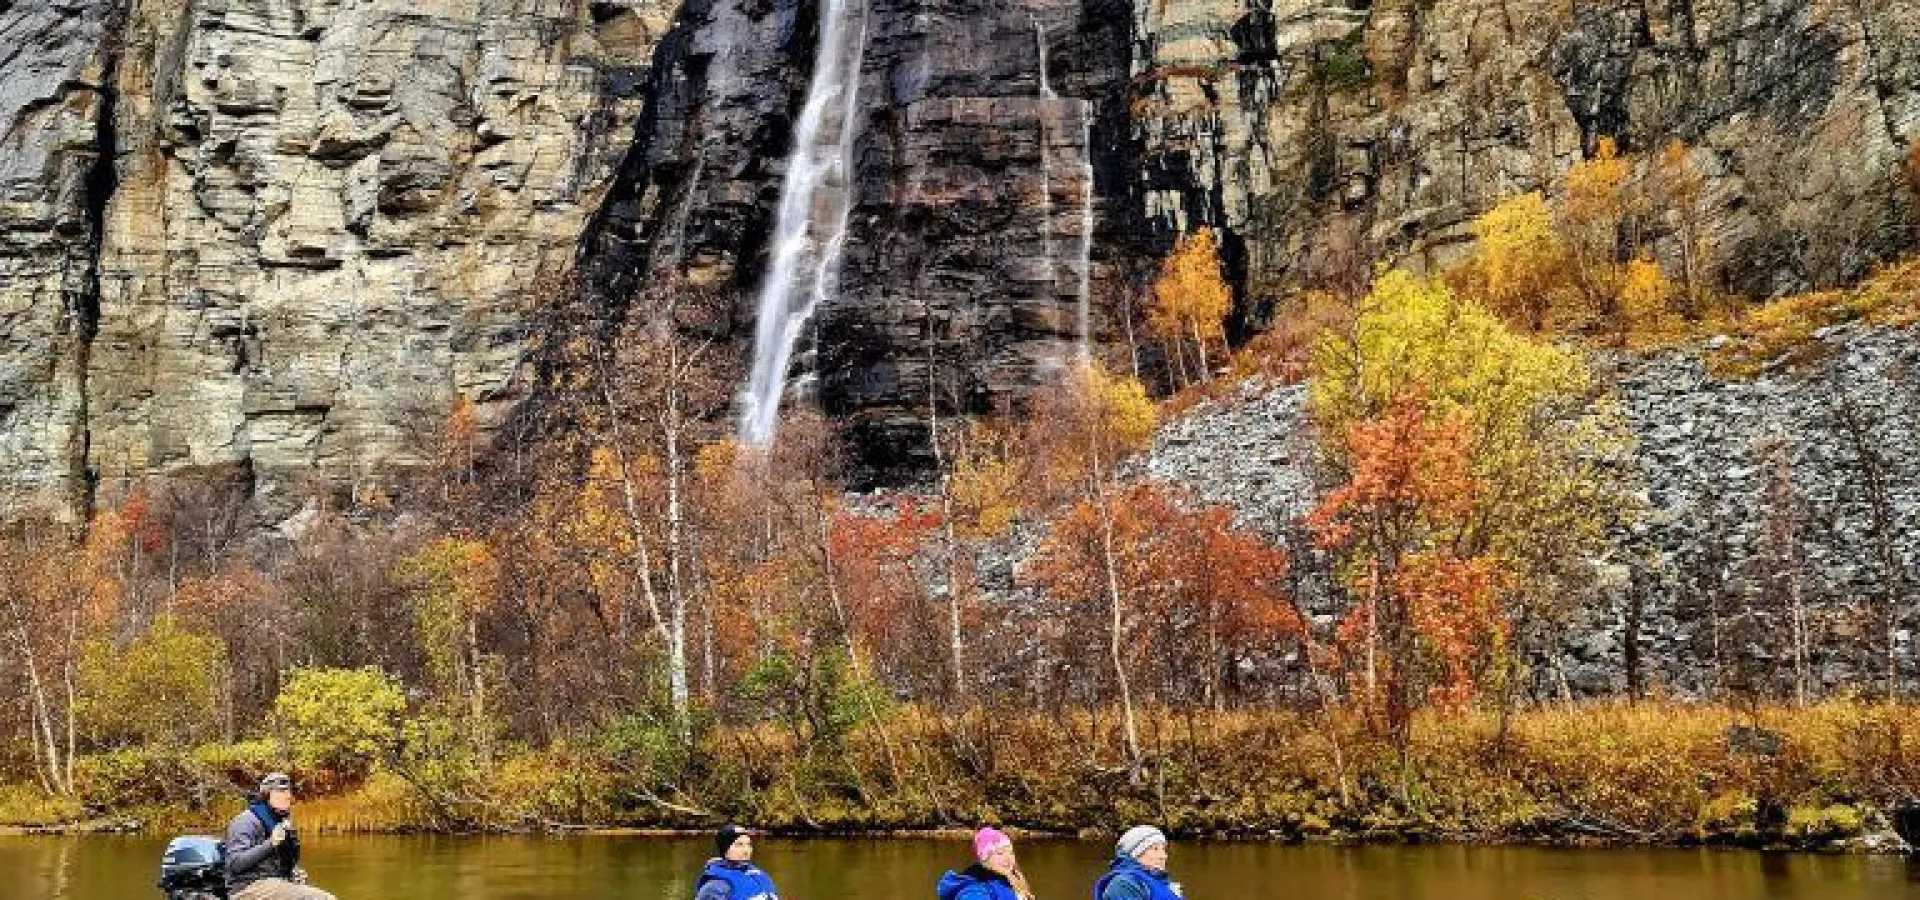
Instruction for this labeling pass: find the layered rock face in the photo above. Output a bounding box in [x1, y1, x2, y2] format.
[587, 0, 1918, 466]
[1133, 0, 1920, 313]
[578, 0, 1134, 469]
[0, 1, 117, 522]
[1, 0, 669, 525]
[3, 0, 1918, 520]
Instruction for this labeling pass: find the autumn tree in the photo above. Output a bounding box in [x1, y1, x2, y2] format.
[1457, 141, 1689, 342]
[1023, 362, 1157, 773]
[0, 525, 88, 795]
[1033, 485, 1296, 712]
[1459, 191, 1567, 331]
[1148, 227, 1234, 386]
[172, 565, 286, 741]
[827, 501, 942, 697]
[1307, 393, 1504, 755]
[1616, 256, 1677, 342]
[274, 666, 408, 779]
[1560, 137, 1636, 322]
[399, 537, 502, 768]
[1645, 139, 1714, 319]
[1313, 271, 1628, 719]
[577, 272, 735, 742]
[75, 616, 227, 751]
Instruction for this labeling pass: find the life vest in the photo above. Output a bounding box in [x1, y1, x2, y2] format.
[936, 865, 1020, 900]
[697, 858, 780, 900]
[246, 801, 301, 874]
[1092, 856, 1184, 900]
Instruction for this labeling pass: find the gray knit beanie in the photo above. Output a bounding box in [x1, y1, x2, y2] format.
[1117, 825, 1167, 859]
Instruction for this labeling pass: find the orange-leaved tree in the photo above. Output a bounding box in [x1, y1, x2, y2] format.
[1023, 361, 1157, 774]
[1307, 391, 1507, 754]
[1310, 271, 1627, 759]
[1034, 484, 1296, 711]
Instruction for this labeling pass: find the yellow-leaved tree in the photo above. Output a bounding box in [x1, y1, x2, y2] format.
[1312, 271, 1632, 719]
[1460, 191, 1568, 331]
[1646, 139, 1713, 319]
[398, 537, 502, 769]
[1617, 255, 1678, 341]
[1562, 137, 1636, 321]
[1148, 227, 1234, 386]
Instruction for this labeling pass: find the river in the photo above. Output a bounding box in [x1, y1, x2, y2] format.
[5, 834, 1920, 898]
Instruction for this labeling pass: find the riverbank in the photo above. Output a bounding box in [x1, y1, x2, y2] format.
[5, 701, 1918, 853]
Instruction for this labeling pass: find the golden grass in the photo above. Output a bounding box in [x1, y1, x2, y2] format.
[6, 700, 1920, 847]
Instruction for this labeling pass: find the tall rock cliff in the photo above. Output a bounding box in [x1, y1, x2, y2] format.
[1130, 0, 1919, 309]
[1, 0, 1917, 521]
[576, 0, 1136, 469]
[1, 0, 670, 525]
[583, 0, 1919, 469]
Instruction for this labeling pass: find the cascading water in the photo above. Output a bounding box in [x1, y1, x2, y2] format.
[1035, 18, 1095, 360]
[1033, 17, 1060, 330]
[738, 0, 870, 446]
[1035, 17, 1054, 99]
[1075, 104, 1095, 360]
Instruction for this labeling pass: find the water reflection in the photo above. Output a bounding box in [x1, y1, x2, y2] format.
[2, 835, 1917, 900]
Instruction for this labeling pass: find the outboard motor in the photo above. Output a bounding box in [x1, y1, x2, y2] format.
[158, 835, 227, 900]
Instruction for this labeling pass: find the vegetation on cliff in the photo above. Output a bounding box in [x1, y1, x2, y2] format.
[3, 136, 1918, 848]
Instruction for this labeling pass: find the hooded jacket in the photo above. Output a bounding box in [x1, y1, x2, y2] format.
[937, 862, 1021, 900]
[695, 858, 780, 900]
[1092, 854, 1183, 900]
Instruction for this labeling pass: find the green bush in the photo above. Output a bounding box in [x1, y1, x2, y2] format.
[76, 616, 227, 750]
[275, 666, 408, 777]
[0, 782, 85, 826]
[74, 748, 206, 810]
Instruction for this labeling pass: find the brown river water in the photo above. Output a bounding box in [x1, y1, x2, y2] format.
[5, 834, 1920, 899]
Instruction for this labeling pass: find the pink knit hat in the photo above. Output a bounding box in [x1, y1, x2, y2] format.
[973, 827, 1012, 861]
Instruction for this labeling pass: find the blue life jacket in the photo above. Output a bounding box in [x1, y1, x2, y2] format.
[1092, 855, 1183, 900]
[246, 801, 300, 873]
[697, 858, 780, 900]
[936, 864, 1020, 900]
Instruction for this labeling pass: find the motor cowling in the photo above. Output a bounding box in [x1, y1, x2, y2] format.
[158, 835, 227, 900]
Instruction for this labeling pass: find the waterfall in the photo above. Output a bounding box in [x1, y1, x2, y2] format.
[1035, 17, 1054, 99]
[1076, 102, 1095, 359]
[1034, 17, 1060, 338]
[738, 0, 870, 446]
[1035, 17, 1094, 360]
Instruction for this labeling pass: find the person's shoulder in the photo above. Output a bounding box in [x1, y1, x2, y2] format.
[225, 808, 259, 831]
[954, 881, 996, 900]
[1098, 871, 1152, 900]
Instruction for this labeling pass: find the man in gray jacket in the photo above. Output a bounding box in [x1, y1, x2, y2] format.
[225, 773, 336, 900]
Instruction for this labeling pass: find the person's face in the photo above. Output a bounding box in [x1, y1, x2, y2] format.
[984, 842, 1016, 875]
[268, 788, 294, 814]
[726, 835, 753, 862]
[1136, 841, 1168, 872]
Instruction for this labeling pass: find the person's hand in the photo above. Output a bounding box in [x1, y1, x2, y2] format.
[291, 867, 309, 885]
[270, 822, 290, 847]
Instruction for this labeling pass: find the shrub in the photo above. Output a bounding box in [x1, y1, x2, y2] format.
[0, 783, 85, 827]
[76, 616, 227, 750]
[274, 667, 408, 778]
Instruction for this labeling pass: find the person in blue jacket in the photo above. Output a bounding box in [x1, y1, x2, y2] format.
[695, 825, 780, 900]
[1092, 826, 1183, 900]
[936, 827, 1035, 900]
